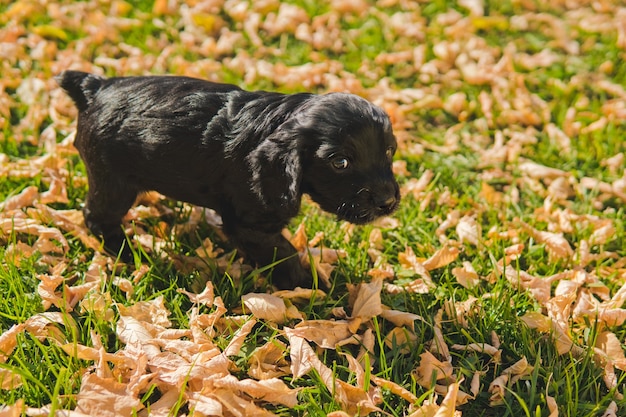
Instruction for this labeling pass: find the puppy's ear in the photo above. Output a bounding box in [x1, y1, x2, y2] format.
[247, 130, 302, 216]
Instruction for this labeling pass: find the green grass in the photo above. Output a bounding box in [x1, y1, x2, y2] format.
[1, 0, 626, 415]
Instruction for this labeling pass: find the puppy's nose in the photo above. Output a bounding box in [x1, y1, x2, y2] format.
[377, 196, 397, 211]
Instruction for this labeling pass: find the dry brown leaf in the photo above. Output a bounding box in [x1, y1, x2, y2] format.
[422, 245, 460, 271]
[289, 222, 309, 252]
[546, 395, 558, 417]
[595, 331, 626, 369]
[524, 225, 574, 261]
[223, 318, 257, 356]
[272, 287, 327, 301]
[185, 391, 223, 416]
[31, 204, 101, 251]
[213, 374, 300, 407]
[0, 218, 69, 251]
[385, 327, 417, 354]
[116, 316, 157, 354]
[456, 215, 481, 246]
[380, 306, 425, 328]
[520, 311, 552, 332]
[371, 375, 419, 405]
[243, 293, 289, 324]
[518, 160, 568, 180]
[414, 351, 454, 388]
[599, 308, 626, 327]
[349, 276, 383, 328]
[0, 399, 24, 416]
[0, 186, 39, 211]
[601, 401, 618, 417]
[290, 320, 353, 349]
[430, 309, 451, 360]
[136, 389, 180, 417]
[117, 296, 171, 328]
[79, 291, 114, 322]
[435, 382, 463, 417]
[36, 273, 65, 310]
[488, 357, 534, 406]
[333, 379, 383, 416]
[398, 246, 435, 288]
[451, 261, 480, 289]
[470, 371, 482, 398]
[327, 412, 353, 417]
[450, 343, 501, 361]
[65, 281, 100, 310]
[60, 343, 131, 367]
[24, 312, 77, 345]
[39, 176, 69, 204]
[75, 373, 143, 417]
[285, 331, 318, 379]
[0, 369, 23, 390]
[401, 169, 435, 200]
[0, 324, 25, 363]
[287, 336, 380, 414]
[248, 340, 290, 380]
[590, 221, 616, 246]
[435, 210, 460, 241]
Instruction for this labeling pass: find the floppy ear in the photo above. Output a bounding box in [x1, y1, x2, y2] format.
[247, 130, 302, 217]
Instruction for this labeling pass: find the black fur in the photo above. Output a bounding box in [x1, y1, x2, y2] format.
[56, 71, 400, 289]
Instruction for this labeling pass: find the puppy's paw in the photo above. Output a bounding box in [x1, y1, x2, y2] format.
[269, 261, 316, 290]
[103, 234, 134, 263]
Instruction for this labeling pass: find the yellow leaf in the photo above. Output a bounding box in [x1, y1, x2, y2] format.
[32, 25, 68, 41]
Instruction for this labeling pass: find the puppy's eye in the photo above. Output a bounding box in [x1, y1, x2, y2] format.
[332, 157, 350, 170]
[385, 147, 395, 161]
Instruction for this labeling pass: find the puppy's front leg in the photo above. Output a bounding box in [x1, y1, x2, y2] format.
[225, 224, 312, 289]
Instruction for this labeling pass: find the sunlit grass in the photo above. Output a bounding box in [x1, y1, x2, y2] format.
[1, 0, 625, 415]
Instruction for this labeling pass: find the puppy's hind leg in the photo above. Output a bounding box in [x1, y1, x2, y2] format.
[82, 173, 138, 259]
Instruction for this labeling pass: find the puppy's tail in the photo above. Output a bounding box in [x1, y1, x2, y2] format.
[55, 70, 105, 112]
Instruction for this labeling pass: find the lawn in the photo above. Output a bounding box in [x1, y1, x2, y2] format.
[1, 0, 625, 416]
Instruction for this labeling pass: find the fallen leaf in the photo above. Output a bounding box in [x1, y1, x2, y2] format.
[213, 374, 300, 407]
[75, 373, 143, 417]
[414, 351, 454, 388]
[290, 320, 353, 349]
[422, 245, 460, 271]
[385, 327, 417, 354]
[349, 276, 383, 329]
[248, 340, 290, 380]
[380, 307, 425, 328]
[456, 215, 481, 246]
[243, 293, 289, 324]
[451, 261, 480, 289]
[117, 296, 172, 328]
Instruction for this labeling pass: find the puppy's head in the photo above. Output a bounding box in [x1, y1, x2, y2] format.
[297, 93, 400, 224]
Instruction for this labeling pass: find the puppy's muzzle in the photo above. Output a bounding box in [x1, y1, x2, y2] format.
[373, 182, 400, 215]
[340, 181, 400, 224]
[375, 194, 398, 212]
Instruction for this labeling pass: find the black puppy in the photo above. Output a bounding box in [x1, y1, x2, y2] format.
[56, 71, 400, 289]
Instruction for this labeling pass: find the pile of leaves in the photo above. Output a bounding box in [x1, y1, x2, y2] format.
[1, 0, 625, 415]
